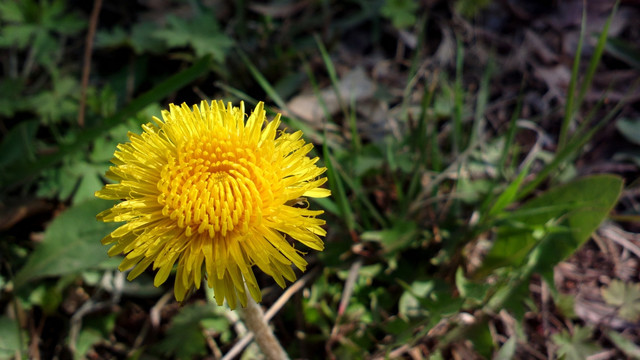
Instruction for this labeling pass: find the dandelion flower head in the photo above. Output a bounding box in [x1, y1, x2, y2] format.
[96, 100, 330, 309]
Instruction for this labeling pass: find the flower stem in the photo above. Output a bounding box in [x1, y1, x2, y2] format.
[241, 295, 289, 360]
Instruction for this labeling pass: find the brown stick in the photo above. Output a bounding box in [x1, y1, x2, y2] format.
[77, 0, 103, 127]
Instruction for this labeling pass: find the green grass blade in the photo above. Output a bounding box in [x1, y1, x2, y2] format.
[453, 36, 464, 154]
[237, 50, 327, 147]
[348, 95, 361, 152]
[498, 90, 524, 176]
[311, 197, 340, 216]
[558, 4, 586, 150]
[472, 58, 494, 145]
[487, 160, 532, 218]
[323, 144, 356, 231]
[575, 0, 619, 111]
[517, 95, 627, 200]
[236, 48, 289, 111]
[215, 81, 259, 103]
[302, 59, 334, 124]
[399, 14, 428, 123]
[314, 34, 347, 118]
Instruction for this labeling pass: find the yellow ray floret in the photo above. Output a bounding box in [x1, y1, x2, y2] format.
[95, 100, 330, 309]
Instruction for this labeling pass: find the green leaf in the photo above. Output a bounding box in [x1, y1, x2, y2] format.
[0, 316, 24, 359]
[0, 1, 24, 22]
[31, 75, 79, 124]
[398, 280, 433, 319]
[381, 0, 418, 29]
[75, 314, 116, 359]
[2, 55, 211, 188]
[606, 37, 640, 70]
[494, 337, 517, 360]
[0, 78, 28, 116]
[455, 267, 490, 304]
[552, 326, 601, 360]
[0, 23, 37, 48]
[488, 161, 531, 217]
[616, 117, 640, 146]
[0, 119, 38, 170]
[13, 199, 118, 291]
[529, 175, 622, 272]
[481, 175, 623, 273]
[467, 323, 493, 359]
[360, 219, 418, 256]
[154, 304, 228, 359]
[154, 13, 233, 62]
[601, 280, 640, 322]
[398, 279, 463, 324]
[607, 331, 640, 359]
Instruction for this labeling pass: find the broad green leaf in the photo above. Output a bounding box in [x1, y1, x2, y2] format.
[0, 316, 24, 359]
[467, 323, 493, 358]
[13, 199, 118, 291]
[494, 336, 517, 360]
[606, 37, 640, 70]
[552, 326, 601, 360]
[0, 119, 37, 171]
[608, 331, 640, 358]
[76, 328, 102, 360]
[601, 280, 640, 322]
[480, 175, 622, 274]
[0, 1, 24, 22]
[529, 175, 622, 272]
[616, 117, 640, 146]
[75, 314, 116, 359]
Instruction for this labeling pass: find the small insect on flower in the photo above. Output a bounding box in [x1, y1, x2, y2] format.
[95, 100, 330, 309]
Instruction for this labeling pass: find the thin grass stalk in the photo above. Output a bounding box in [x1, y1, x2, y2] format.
[558, 4, 586, 151]
[453, 37, 464, 155]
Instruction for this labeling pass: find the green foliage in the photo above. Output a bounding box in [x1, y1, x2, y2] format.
[552, 326, 601, 360]
[154, 11, 234, 62]
[607, 331, 640, 358]
[0, 0, 633, 358]
[494, 337, 517, 360]
[12, 199, 119, 291]
[0, 316, 25, 359]
[455, 0, 492, 18]
[601, 280, 640, 322]
[0, 0, 85, 51]
[606, 37, 640, 70]
[154, 304, 230, 359]
[96, 22, 166, 55]
[616, 117, 640, 145]
[380, 0, 418, 29]
[481, 175, 622, 274]
[76, 314, 116, 359]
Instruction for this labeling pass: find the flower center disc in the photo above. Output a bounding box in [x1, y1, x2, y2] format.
[157, 135, 262, 238]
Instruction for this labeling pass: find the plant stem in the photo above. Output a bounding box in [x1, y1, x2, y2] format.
[241, 295, 289, 360]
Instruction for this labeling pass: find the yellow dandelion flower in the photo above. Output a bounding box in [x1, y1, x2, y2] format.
[95, 100, 330, 309]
